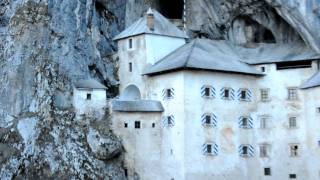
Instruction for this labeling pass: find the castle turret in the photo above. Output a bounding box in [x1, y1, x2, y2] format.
[113, 8, 188, 100]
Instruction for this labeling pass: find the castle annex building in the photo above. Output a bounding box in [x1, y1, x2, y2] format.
[75, 8, 320, 180]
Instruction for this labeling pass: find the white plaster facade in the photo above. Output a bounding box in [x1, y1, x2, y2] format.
[110, 9, 320, 180]
[73, 87, 107, 117]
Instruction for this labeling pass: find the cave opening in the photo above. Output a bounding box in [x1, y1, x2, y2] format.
[95, 1, 106, 15]
[233, 15, 276, 44]
[156, 0, 184, 19]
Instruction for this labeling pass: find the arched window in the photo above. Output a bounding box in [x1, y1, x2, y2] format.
[120, 85, 141, 100]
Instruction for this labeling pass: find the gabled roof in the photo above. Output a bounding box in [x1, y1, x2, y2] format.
[75, 79, 107, 90]
[112, 100, 164, 112]
[113, 9, 188, 41]
[300, 71, 320, 89]
[236, 43, 320, 65]
[143, 39, 263, 76]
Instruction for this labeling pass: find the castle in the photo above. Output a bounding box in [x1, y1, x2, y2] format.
[75, 8, 320, 180]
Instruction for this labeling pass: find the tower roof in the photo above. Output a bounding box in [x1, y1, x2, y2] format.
[300, 71, 320, 89]
[113, 9, 188, 41]
[74, 79, 107, 90]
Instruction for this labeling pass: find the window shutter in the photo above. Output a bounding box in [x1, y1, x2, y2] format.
[237, 89, 241, 100]
[202, 144, 208, 154]
[220, 88, 225, 99]
[170, 88, 175, 98]
[213, 144, 219, 156]
[230, 88, 235, 100]
[246, 89, 252, 101]
[238, 145, 244, 157]
[238, 116, 244, 128]
[248, 117, 254, 128]
[249, 145, 255, 157]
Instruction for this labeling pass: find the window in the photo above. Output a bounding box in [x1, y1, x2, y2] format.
[152, 123, 155, 128]
[129, 62, 132, 72]
[289, 174, 297, 179]
[238, 88, 252, 101]
[317, 107, 320, 113]
[289, 117, 297, 128]
[124, 168, 128, 177]
[260, 144, 269, 157]
[163, 115, 175, 127]
[260, 89, 269, 102]
[239, 145, 254, 157]
[239, 116, 253, 129]
[276, 60, 312, 70]
[260, 116, 270, 129]
[124, 123, 128, 128]
[128, 38, 133, 49]
[201, 85, 215, 98]
[203, 143, 218, 156]
[162, 88, 174, 99]
[201, 113, 217, 127]
[261, 66, 266, 72]
[221, 87, 234, 100]
[135, 121, 141, 129]
[290, 144, 299, 157]
[264, 168, 271, 176]
[86, 93, 92, 100]
[288, 88, 298, 100]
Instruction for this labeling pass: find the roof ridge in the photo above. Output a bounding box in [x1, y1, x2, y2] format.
[183, 39, 198, 67]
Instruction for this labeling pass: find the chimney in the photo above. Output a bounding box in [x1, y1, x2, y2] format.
[147, 8, 154, 31]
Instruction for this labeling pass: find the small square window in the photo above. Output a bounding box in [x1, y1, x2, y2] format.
[224, 89, 230, 98]
[206, 144, 212, 154]
[289, 174, 296, 179]
[288, 88, 298, 100]
[124, 123, 128, 128]
[242, 146, 248, 156]
[205, 115, 211, 124]
[86, 93, 92, 100]
[289, 117, 297, 128]
[264, 167, 271, 176]
[204, 87, 211, 97]
[241, 90, 247, 99]
[135, 121, 141, 129]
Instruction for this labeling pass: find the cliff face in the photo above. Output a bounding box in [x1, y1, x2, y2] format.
[126, 0, 320, 51]
[0, 0, 125, 179]
[0, 0, 320, 179]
